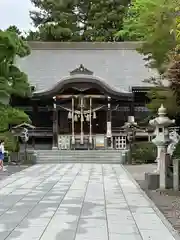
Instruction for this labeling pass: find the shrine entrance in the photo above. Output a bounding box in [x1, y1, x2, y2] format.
[57, 94, 108, 150]
[32, 64, 134, 150]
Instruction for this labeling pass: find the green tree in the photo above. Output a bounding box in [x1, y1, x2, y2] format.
[116, 0, 177, 74]
[26, 30, 41, 41]
[78, 0, 130, 41]
[29, 0, 130, 41]
[166, 53, 180, 101]
[0, 29, 31, 134]
[30, 0, 79, 41]
[146, 87, 180, 118]
[115, 0, 180, 119]
[6, 25, 22, 36]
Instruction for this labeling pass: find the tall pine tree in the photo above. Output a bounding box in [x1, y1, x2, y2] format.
[30, 0, 78, 41]
[77, 0, 130, 41]
[28, 0, 130, 41]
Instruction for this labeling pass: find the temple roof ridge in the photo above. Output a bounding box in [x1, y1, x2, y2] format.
[28, 41, 143, 50]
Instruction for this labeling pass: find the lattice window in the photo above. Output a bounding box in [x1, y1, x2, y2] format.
[58, 135, 71, 149]
[114, 136, 126, 149]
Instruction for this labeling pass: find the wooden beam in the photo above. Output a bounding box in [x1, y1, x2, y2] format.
[56, 94, 106, 99]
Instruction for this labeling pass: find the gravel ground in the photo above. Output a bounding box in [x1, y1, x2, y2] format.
[125, 164, 180, 233]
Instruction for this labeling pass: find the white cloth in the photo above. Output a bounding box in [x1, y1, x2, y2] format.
[0, 144, 4, 154]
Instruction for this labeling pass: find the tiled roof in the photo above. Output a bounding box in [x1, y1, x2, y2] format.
[16, 42, 158, 93]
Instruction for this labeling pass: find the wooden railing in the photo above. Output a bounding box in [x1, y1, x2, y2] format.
[27, 126, 180, 138]
[28, 127, 53, 136]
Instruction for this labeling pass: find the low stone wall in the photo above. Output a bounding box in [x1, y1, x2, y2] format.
[10, 150, 37, 165]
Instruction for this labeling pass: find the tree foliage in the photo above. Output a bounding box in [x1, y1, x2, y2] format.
[163, 6, 180, 115]
[116, 0, 176, 74]
[146, 87, 180, 118]
[0, 29, 31, 135]
[115, 0, 180, 119]
[0, 30, 31, 98]
[28, 0, 130, 41]
[6, 25, 22, 36]
[173, 5, 180, 51]
[0, 131, 18, 152]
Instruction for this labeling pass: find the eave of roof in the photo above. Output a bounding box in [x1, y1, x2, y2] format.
[33, 74, 133, 101]
[27, 41, 143, 50]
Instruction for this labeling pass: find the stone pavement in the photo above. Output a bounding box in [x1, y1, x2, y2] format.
[0, 166, 28, 181]
[0, 164, 179, 240]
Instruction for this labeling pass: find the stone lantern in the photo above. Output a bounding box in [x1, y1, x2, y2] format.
[122, 116, 138, 164]
[149, 104, 175, 173]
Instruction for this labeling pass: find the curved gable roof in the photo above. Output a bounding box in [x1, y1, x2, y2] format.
[33, 64, 133, 100]
[17, 42, 158, 95]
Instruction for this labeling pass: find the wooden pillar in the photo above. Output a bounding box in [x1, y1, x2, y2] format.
[52, 96, 58, 149]
[32, 136, 35, 149]
[32, 101, 38, 149]
[80, 96, 84, 144]
[106, 96, 112, 148]
[129, 99, 134, 117]
[72, 97, 75, 144]
[32, 101, 38, 126]
[89, 97, 92, 145]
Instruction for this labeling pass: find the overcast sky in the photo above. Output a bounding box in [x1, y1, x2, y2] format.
[0, 0, 34, 31]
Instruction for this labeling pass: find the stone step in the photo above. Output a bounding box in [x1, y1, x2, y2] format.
[36, 149, 123, 151]
[36, 150, 125, 154]
[36, 153, 124, 156]
[37, 153, 124, 155]
[36, 160, 122, 164]
[36, 158, 121, 160]
[37, 158, 120, 159]
[36, 158, 124, 164]
[37, 156, 123, 158]
[36, 154, 122, 157]
[38, 157, 122, 161]
[36, 161, 122, 164]
[35, 150, 127, 164]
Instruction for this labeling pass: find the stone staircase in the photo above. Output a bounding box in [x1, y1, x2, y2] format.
[35, 150, 127, 164]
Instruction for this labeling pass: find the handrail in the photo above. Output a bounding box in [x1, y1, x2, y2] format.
[28, 126, 180, 134]
[29, 127, 52, 132]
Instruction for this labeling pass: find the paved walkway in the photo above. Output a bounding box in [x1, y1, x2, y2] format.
[0, 164, 178, 240]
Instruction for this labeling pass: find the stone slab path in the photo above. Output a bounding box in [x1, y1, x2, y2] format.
[0, 164, 178, 240]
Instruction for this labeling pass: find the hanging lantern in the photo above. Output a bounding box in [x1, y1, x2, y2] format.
[81, 114, 84, 122]
[93, 111, 96, 119]
[86, 114, 90, 122]
[74, 114, 78, 122]
[68, 111, 72, 119]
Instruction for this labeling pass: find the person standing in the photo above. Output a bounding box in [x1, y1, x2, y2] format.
[0, 140, 5, 171]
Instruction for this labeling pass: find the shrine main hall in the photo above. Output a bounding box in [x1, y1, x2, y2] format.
[13, 42, 157, 150]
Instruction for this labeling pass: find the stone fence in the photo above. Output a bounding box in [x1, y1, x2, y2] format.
[9, 151, 37, 165]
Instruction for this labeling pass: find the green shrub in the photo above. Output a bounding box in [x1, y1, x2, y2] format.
[131, 141, 157, 164]
[3, 152, 9, 163]
[0, 131, 18, 152]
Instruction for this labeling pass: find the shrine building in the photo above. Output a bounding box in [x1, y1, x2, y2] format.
[12, 42, 157, 150]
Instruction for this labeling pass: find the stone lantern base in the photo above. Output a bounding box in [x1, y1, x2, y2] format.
[145, 153, 173, 190]
[145, 172, 159, 190]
